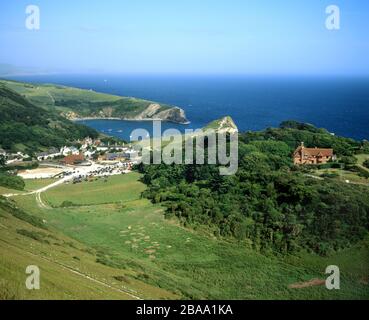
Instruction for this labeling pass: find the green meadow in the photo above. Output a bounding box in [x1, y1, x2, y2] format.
[43, 174, 146, 207]
[0, 79, 120, 111]
[2, 172, 367, 300]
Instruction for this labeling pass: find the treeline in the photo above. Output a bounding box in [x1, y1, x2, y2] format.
[0, 85, 98, 154]
[137, 121, 369, 256]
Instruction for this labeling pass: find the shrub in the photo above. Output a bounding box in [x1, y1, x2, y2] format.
[16, 229, 50, 244]
[0, 174, 25, 190]
[363, 159, 369, 169]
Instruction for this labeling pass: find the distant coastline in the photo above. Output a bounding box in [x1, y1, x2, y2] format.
[7, 74, 369, 141]
[73, 117, 191, 125]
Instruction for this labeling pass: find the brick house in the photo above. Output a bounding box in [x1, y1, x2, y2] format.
[61, 153, 85, 165]
[293, 142, 335, 165]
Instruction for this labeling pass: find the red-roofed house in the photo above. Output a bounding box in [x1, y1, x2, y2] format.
[61, 153, 85, 165]
[293, 142, 335, 165]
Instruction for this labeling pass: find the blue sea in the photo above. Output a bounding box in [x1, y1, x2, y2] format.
[7, 74, 369, 141]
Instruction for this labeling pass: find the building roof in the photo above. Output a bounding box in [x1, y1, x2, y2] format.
[37, 152, 49, 157]
[106, 153, 124, 160]
[62, 153, 84, 164]
[47, 147, 60, 154]
[294, 145, 333, 158]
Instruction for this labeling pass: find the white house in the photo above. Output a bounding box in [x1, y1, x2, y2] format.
[5, 152, 29, 164]
[124, 150, 140, 163]
[36, 148, 61, 161]
[83, 150, 96, 158]
[61, 146, 80, 156]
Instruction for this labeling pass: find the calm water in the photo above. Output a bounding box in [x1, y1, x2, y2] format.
[8, 74, 369, 141]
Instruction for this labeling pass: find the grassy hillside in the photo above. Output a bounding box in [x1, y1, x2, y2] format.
[204, 116, 238, 132]
[1, 173, 367, 299]
[0, 84, 98, 153]
[0, 79, 187, 123]
[0, 194, 177, 300]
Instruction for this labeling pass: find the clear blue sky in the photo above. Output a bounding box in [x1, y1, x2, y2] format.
[1, 0, 368, 75]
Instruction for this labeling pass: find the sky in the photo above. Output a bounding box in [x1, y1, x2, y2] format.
[0, 0, 369, 75]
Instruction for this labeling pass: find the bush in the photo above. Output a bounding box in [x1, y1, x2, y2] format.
[0, 174, 25, 190]
[340, 156, 357, 166]
[60, 200, 78, 208]
[320, 172, 339, 179]
[363, 159, 369, 169]
[0, 196, 46, 229]
[16, 229, 50, 244]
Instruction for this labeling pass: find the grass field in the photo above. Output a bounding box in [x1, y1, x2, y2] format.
[0, 186, 20, 196]
[0, 80, 175, 120]
[0, 79, 120, 111]
[0, 194, 177, 300]
[310, 154, 369, 185]
[24, 179, 56, 192]
[5, 172, 368, 300]
[43, 173, 146, 207]
[355, 154, 369, 173]
[0, 179, 56, 196]
[316, 168, 369, 184]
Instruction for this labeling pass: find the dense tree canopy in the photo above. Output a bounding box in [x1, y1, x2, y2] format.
[138, 122, 369, 256]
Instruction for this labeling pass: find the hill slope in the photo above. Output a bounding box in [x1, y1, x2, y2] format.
[0, 84, 98, 153]
[0, 79, 189, 124]
[1, 173, 368, 299]
[203, 116, 238, 133]
[0, 195, 176, 299]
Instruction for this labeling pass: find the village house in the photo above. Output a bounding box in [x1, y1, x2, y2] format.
[101, 153, 125, 162]
[36, 148, 61, 161]
[293, 142, 335, 165]
[61, 153, 85, 165]
[83, 150, 96, 158]
[124, 150, 140, 161]
[61, 146, 80, 156]
[110, 144, 127, 151]
[5, 152, 31, 164]
[96, 146, 109, 152]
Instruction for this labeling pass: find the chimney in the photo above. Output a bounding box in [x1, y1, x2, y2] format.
[301, 142, 304, 161]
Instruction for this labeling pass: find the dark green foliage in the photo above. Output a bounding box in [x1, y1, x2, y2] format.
[4, 162, 39, 172]
[0, 174, 25, 190]
[354, 166, 369, 179]
[138, 123, 369, 256]
[16, 229, 50, 244]
[279, 120, 327, 133]
[60, 200, 79, 208]
[363, 159, 369, 169]
[55, 97, 171, 118]
[0, 85, 98, 154]
[243, 120, 359, 156]
[340, 156, 358, 166]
